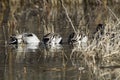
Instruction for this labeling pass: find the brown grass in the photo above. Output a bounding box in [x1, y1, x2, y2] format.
[70, 15, 120, 80]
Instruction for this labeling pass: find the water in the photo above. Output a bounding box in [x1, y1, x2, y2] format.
[0, 31, 120, 80]
[0, 14, 87, 80]
[0, 42, 82, 80]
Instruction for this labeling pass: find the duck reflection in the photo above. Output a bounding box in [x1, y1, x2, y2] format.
[42, 44, 63, 59]
[70, 41, 88, 60]
[12, 42, 39, 53]
[44, 44, 63, 53]
[25, 43, 39, 52]
[9, 43, 39, 63]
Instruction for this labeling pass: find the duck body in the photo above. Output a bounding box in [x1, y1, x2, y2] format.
[22, 33, 40, 44]
[9, 33, 40, 44]
[42, 33, 62, 45]
[68, 32, 88, 45]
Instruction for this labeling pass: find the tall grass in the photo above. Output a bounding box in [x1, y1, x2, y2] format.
[70, 13, 120, 80]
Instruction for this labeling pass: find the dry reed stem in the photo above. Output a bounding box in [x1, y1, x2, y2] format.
[60, 0, 77, 34]
[103, 51, 119, 58]
[71, 18, 120, 68]
[98, 0, 120, 22]
[2, 25, 7, 45]
[107, 6, 120, 22]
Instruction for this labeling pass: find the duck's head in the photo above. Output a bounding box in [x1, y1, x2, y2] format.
[42, 37, 49, 44]
[96, 24, 105, 35]
[9, 36, 18, 44]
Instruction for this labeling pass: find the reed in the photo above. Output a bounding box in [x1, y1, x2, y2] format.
[60, 0, 77, 34]
[69, 2, 120, 79]
[70, 12, 120, 80]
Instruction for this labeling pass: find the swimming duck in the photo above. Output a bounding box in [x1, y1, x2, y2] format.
[42, 33, 62, 45]
[9, 33, 40, 44]
[22, 33, 40, 44]
[68, 32, 88, 45]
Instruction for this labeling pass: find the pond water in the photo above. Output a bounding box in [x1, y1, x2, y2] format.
[0, 32, 119, 80]
[0, 14, 120, 80]
[0, 40, 85, 80]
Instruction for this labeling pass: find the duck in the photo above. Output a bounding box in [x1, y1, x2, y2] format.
[94, 24, 105, 39]
[96, 24, 104, 34]
[9, 33, 40, 44]
[42, 33, 62, 45]
[22, 33, 40, 44]
[68, 32, 88, 46]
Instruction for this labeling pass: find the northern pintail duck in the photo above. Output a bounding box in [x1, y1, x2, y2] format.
[68, 32, 88, 45]
[42, 33, 62, 45]
[9, 33, 40, 44]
